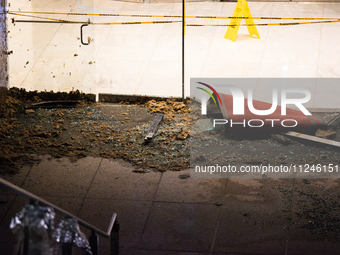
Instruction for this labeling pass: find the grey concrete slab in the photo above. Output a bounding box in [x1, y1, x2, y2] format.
[0, 194, 15, 223]
[155, 169, 227, 203]
[0, 242, 17, 255]
[87, 158, 162, 200]
[22, 156, 101, 198]
[210, 254, 272, 255]
[87, 180, 160, 200]
[211, 254, 271, 255]
[0, 165, 32, 223]
[74, 247, 207, 255]
[118, 248, 138, 255]
[140, 202, 220, 253]
[93, 246, 138, 255]
[219, 241, 288, 255]
[78, 198, 152, 249]
[224, 178, 295, 205]
[136, 251, 210, 255]
[0, 164, 32, 187]
[286, 240, 340, 255]
[288, 178, 340, 251]
[90, 159, 139, 182]
[42, 196, 83, 217]
[213, 200, 290, 254]
[86, 247, 175, 255]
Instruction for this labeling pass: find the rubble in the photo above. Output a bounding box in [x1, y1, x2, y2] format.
[315, 129, 337, 139]
[2, 87, 340, 176]
[0, 89, 191, 174]
[25, 109, 34, 115]
[272, 134, 292, 145]
[145, 99, 190, 117]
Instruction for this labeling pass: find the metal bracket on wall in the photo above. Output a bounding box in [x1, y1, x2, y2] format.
[80, 23, 89, 45]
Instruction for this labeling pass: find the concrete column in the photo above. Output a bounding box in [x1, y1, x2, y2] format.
[0, 0, 8, 106]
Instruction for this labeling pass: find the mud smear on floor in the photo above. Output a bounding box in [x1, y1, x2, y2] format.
[227, 178, 340, 242]
[277, 179, 340, 242]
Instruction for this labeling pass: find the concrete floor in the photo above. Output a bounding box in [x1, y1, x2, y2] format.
[7, 0, 340, 105]
[1, 156, 340, 254]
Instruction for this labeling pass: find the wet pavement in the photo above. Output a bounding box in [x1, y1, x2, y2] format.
[1, 156, 340, 254]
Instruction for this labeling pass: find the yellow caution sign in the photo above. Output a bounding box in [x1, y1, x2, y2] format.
[224, 0, 260, 42]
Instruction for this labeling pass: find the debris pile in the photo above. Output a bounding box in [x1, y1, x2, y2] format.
[315, 129, 337, 139]
[145, 99, 190, 117]
[0, 95, 21, 118]
[2, 88, 340, 176]
[0, 89, 191, 174]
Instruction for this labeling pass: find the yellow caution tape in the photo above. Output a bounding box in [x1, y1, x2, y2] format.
[187, 19, 340, 26]
[188, 16, 338, 20]
[93, 21, 181, 25]
[9, 10, 340, 20]
[10, 11, 181, 19]
[10, 12, 84, 24]
[10, 12, 181, 25]
[9, 11, 340, 27]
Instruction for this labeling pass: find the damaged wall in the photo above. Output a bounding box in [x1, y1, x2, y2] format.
[0, 0, 8, 106]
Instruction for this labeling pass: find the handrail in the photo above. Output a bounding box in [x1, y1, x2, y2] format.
[0, 177, 116, 238]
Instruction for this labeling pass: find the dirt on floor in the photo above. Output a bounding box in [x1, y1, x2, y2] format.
[276, 179, 340, 242]
[0, 88, 191, 174]
[2, 88, 340, 175]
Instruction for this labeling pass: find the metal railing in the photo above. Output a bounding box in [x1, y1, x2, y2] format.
[0, 177, 119, 255]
